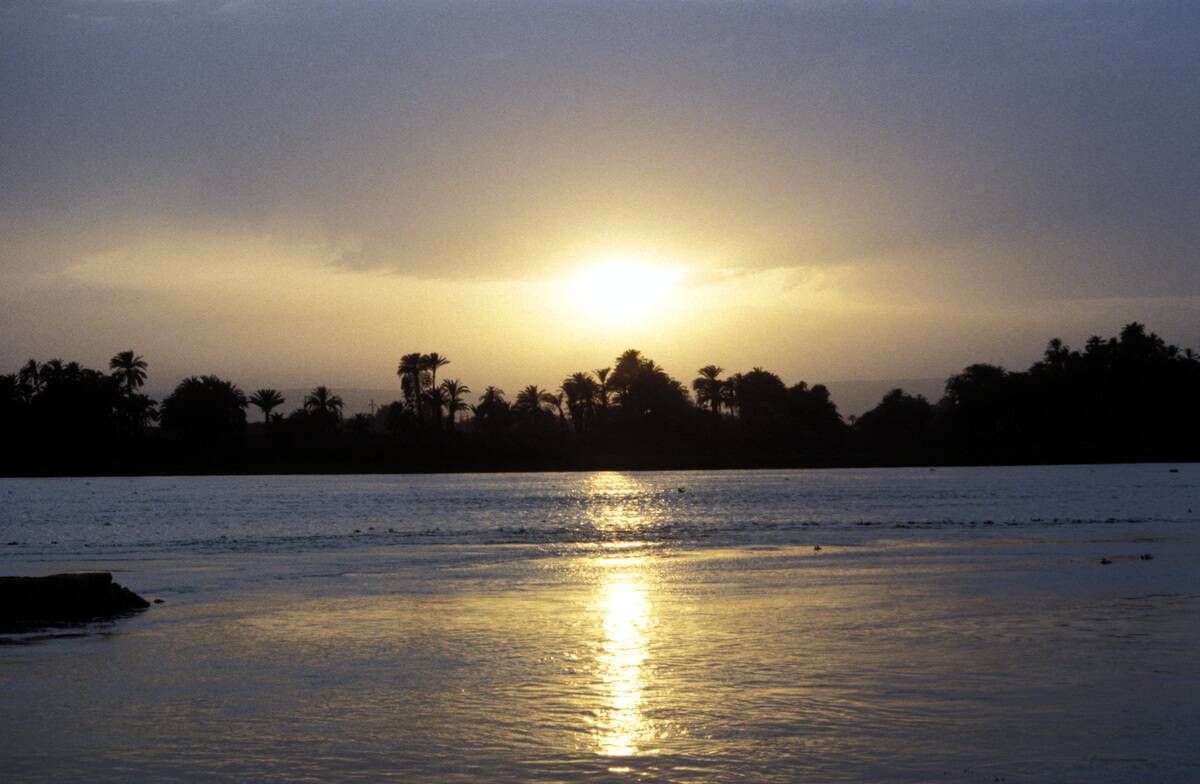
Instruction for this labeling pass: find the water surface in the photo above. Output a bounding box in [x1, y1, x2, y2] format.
[1, 465, 1198, 782]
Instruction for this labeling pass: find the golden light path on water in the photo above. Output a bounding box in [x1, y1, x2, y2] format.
[584, 472, 660, 765]
[595, 556, 653, 760]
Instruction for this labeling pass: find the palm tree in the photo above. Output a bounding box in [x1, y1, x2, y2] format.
[109, 350, 148, 396]
[18, 359, 41, 395]
[541, 390, 567, 429]
[441, 379, 471, 431]
[477, 386, 506, 408]
[692, 365, 725, 415]
[304, 386, 344, 419]
[721, 374, 742, 417]
[561, 372, 599, 434]
[472, 386, 509, 433]
[42, 358, 65, 376]
[593, 367, 612, 424]
[612, 349, 643, 389]
[124, 394, 160, 430]
[398, 353, 425, 421]
[515, 385, 549, 421]
[424, 385, 448, 431]
[422, 352, 450, 392]
[160, 375, 249, 437]
[249, 388, 286, 424]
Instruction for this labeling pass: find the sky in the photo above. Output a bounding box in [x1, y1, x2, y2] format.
[2, 0, 1198, 405]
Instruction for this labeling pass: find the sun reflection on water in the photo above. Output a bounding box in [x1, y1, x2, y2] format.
[579, 474, 664, 760]
[584, 471, 662, 534]
[597, 566, 650, 756]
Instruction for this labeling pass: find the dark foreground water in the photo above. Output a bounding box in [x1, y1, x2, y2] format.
[1, 466, 1198, 782]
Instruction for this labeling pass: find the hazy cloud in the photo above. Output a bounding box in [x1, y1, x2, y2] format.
[1, 1, 1197, 385]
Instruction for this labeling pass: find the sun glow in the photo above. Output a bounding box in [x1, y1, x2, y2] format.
[565, 255, 684, 328]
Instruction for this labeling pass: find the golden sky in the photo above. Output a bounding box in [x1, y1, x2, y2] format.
[2, 2, 1197, 399]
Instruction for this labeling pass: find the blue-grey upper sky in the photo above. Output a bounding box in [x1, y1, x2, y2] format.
[2, 0, 1198, 395]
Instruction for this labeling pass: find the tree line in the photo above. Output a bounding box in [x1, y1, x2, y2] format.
[1, 323, 1196, 475]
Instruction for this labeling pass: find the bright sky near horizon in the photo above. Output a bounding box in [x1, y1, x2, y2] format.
[2, 1, 1198, 398]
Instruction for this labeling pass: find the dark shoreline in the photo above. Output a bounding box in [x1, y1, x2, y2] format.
[6, 323, 1198, 479]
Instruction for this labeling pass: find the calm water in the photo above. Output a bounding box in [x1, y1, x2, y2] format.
[1, 465, 1198, 782]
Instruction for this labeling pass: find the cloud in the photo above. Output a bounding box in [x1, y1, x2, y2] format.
[5, 3, 1197, 287]
[1, 1, 1197, 383]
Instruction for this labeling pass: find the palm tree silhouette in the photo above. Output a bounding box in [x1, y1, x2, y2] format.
[18, 359, 42, 401]
[424, 385, 448, 431]
[562, 372, 599, 433]
[613, 349, 642, 387]
[43, 359, 65, 374]
[692, 365, 725, 415]
[441, 379, 471, 431]
[160, 375, 248, 436]
[515, 385, 549, 422]
[109, 351, 148, 397]
[304, 386, 344, 419]
[423, 353, 450, 392]
[398, 353, 425, 421]
[471, 386, 509, 433]
[541, 389, 567, 429]
[721, 374, 741, 417]
[249, 389, 286, 424]
[124, 394, 160, 430]
[593, 367, 612, 425]
[477, 386, 506, 408]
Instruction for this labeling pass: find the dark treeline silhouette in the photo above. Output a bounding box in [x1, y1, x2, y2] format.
[1, 323, 1197, 476]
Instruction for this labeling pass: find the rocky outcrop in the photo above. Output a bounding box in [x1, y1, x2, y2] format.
[0, 572, 150, 631]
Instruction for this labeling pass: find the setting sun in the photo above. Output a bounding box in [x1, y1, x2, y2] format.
[565, 256, 684, 328]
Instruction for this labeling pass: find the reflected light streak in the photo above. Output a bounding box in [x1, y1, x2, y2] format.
[594, 556, 653, 758]
[583, 472, 660, 758]
[584, 472, 652, 533]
